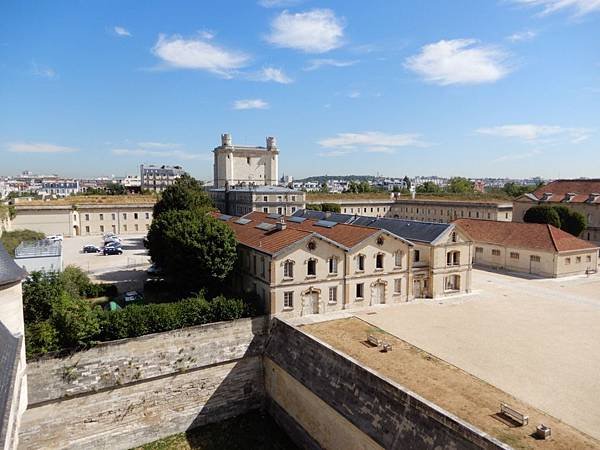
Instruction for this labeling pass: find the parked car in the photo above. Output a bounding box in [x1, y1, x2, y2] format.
[124, 291, 143, 303]
[47, 234, 63, 241]
[103, 246, 123, 255]
[82, 244, 101, 253]
[104, 241, 122, 248]
[104, 237, 122, 244]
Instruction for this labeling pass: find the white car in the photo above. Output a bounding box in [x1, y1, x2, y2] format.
[47, 234, 63, 241]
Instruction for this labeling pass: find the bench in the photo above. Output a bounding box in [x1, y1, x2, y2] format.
[367, 334, 381, 347]
[500, 403, 528, 426]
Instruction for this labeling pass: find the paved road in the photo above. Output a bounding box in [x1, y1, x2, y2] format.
[354, 269, 600, 440]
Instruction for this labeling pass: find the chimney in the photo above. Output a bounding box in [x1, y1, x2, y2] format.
[221, 133, 232, 147]
[275, 218, 286, 231]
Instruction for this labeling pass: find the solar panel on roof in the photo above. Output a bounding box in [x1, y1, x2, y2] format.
[235, 218, 252, 225]
[256, 222, 276, 231]
[217, 214, 233, 221]
[267, 213, 282, 219]
[288, 216, 306, 223]
[314, 220, 337, 228]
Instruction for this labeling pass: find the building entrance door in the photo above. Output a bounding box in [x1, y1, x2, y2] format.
[302, 291, 319, 316]
[371, 283, 385, 305]
[413, 279, 428, 298]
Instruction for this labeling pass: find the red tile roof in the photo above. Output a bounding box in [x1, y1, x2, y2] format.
[532, 179, 600, 203]
[243, 211, 379, 248]
[453, 219, 598, 253]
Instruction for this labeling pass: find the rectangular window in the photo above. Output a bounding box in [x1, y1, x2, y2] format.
[100, 225, 104, 232]
[413, 250, 420, 263]
[376, 254, 384, 269]
[328, 286, 337, 303]
[284, 261, 293, 278]
[587, 255, 592, 262]
[123, 224, 127, 231]
[284, 291, 294, 308]
[99, 213, 104, 220]
[85, 226, 90, 233]
[263, 196, 268, 202]
[263, 207, 268, 213]
[277, 207, 283, 214]
[492, 249, 501, 256]
[475, 247, 483, 253]
[356, 283, 364, 299]
[576, 256, 581, 263]
[307, 259, 316, 276]
[394, 278, 402, 294]
[145, 224, 150, 230]
[530, 255, 541, 262]
[357, 255, 365, 271]
[85, 214, 90, 221]
[395, 251, 402, 267]
[565, 257, 571, 265]
[145, 212, 150, 219]
[260, 257, 265, 277]
[328, 257, 337, 274]
[123, 213, 127, 220]
[134, 213, 139, 220]
[510, 252, 519, 260]
[112, 213, 116, 220]
[135, 224, 139, 231]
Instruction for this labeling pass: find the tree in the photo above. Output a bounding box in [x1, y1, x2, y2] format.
[523, 206, 561, 229]
[416, 181, 441, 194]
[321, 203, 341, 213]
[22, 271, 63, 324]
[147, 209, 237, 290]
[319, 182, 329, 193]
[403, 176, 412, 190]
[447, 177, 474, 194]
[305, 203, 322, 211]
[153, 174, 213, 218]
[50, 292, 101, 349]
[552, 206, 587, 237]
[25, 321, 59, 358]
[105, 182, 127, 195]
[503, 182, 533, 198]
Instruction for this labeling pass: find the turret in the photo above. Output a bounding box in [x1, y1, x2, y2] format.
[221, 133, 232, 147]
[266, 136, 277, 151]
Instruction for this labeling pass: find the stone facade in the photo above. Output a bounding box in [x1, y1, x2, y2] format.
[11, 197, 155, 237]
[213, 133, 278, 188]
[210, 186, 306, 217]
[20, 317, 269, 450]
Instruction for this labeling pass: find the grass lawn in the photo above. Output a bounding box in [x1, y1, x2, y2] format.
[135, 411, 298, 450]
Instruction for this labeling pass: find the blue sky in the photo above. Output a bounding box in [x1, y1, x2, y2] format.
[1, 0, 599, 181]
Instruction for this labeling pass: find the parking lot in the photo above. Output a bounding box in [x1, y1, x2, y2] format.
[62, 234, 150, 292]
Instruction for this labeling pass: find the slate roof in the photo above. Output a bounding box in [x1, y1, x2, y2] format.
[0, 320, 21, 448]
[292, 209, 452, 244]
[0, 243, 27, 288]
[453, 219, 598, 253]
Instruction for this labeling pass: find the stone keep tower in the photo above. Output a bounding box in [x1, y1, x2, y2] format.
[213, 133, 279, 188]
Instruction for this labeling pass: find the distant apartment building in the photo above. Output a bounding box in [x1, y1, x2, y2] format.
[513, 179, 600, 244]
[11, 196, 156, 237]
[454, 219, 598, 278]
[39, 180, 80, 197]
[140, 165, 185, 192]
[209, 133, 304, 215]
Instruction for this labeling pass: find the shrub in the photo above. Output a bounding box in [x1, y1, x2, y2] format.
[320, 203, 341, 213]
[523, 206, 561, 229]
[25, 321, 59, 358]
[51, 293, 101, 349]
[23, 271, 63, 324]
[306, 203, 322, 211]
[209, 295, 246, 321]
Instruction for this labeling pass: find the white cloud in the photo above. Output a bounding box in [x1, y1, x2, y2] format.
[258, 0, 301, 7]
[493, 149, 542, 163]
[347, 91, 361, 98]
[303, 58, 358, 71]
[6, 142, 77, 153]
[512, 0, 600, 17]
[476, 124, 593, 143]
[152, 33, 250, 77]
[266, 9, 344, 53]
[114, 26, 131, 37]
[111, 148, 208, 160]
[507, 30, 537, 42]
[233, 99, 269, 110]
[199, 30, 215, 40]
[31, 61, 57, 79]
[317, 131, 427, 156]
[404, 39, 510, 85]
[255, 67, 293, 84]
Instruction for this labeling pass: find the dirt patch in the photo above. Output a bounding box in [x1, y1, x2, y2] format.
[301, 317, 599, 450]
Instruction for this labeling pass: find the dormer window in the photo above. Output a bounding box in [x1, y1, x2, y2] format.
[587, 193, 600, 203]
[564, 192, 576, 202]
[541, 193, 553, 201]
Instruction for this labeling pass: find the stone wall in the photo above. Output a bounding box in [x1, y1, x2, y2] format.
[264, 319, 510, 450]
[20, 317, 268, 450]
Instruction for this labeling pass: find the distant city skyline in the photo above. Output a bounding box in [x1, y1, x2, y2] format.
[1, 1, 599, 179]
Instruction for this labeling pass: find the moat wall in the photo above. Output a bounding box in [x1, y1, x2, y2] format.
[19, 317, 268, 450]
[20, 316, 509, 450]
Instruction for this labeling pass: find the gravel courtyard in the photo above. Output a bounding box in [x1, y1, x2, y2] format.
[352, 269, 600, 440]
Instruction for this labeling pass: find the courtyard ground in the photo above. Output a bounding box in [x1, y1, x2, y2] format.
[62, 234, 150, 292]
[293, 268, 600, 444]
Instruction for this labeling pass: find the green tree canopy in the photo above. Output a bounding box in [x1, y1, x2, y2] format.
[321, 203, 341, 213]
[523, 205, 561, 229]
[147, 209, 237, 290]
[447, 177, 474, 194]
[416, 181, 441, 194]
[153, 174, 213, 218]
[551, 205, 587, 237]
